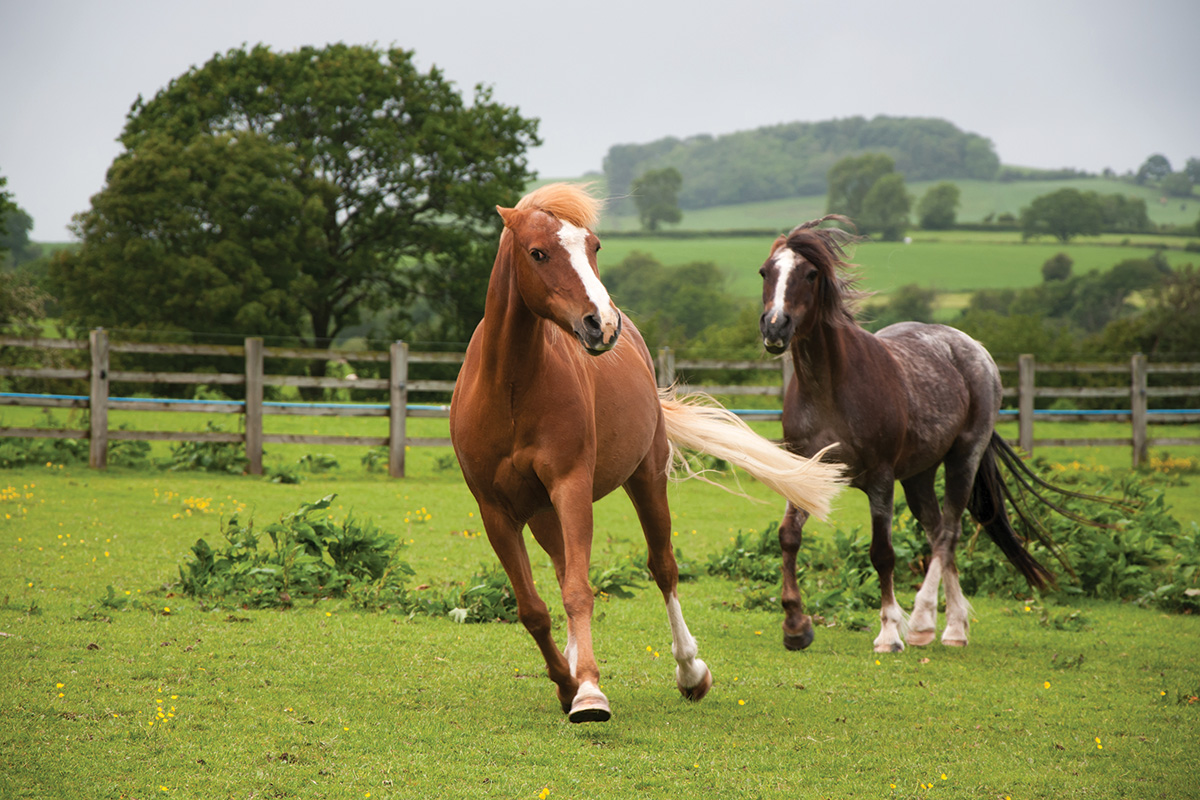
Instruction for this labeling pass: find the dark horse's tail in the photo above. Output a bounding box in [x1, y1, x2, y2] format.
[966, 433, 1131, 591]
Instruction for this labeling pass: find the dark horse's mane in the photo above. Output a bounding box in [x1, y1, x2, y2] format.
[784, 214, 868, 328]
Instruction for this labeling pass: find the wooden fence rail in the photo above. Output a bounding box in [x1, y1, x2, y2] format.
[2, 333, 1198, 475]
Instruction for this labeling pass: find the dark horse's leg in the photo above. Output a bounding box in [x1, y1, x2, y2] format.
[908, 449, 979, 647]
[868, 479, 908, 653]
[778, 501, 815, 650]
[623, 445, 712, 700]
[902, 468, 943, 647]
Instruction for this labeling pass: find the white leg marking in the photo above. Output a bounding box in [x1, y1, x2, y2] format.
[564, 630, 578, 679]
[874, 598, 909, 653]
[911, 555, 943, 635]
[666, 595, 708, 689]
[940, 567, 972, 645]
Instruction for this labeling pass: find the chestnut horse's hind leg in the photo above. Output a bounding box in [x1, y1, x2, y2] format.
[778, 501, 815, 650]
[478, 506, 582, 717]
[623, 457, 712, 701]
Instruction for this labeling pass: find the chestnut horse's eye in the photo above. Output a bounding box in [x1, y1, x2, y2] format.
[530, 249, 547, 263]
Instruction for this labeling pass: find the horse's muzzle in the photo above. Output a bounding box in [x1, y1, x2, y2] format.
[760, 312, 792, 355]
[575, 311, 622, 356]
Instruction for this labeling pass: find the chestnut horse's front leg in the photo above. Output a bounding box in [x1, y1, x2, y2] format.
[547, 477, 610, 723]
[477, 504, 578, 715]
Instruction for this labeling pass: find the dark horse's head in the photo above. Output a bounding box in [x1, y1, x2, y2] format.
[498, 184, 622, 355]
[758, 215, 862, 354]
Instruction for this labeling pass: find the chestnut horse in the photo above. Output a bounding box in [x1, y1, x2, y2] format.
[450, 184, 844, 722]
[757, 216, 1081, 654]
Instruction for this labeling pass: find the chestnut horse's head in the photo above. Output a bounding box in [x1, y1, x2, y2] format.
[758, 215, 861, 354]
[498, 184, 621, 355]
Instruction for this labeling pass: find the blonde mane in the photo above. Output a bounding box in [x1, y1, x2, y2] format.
[516, 182, 602, 230]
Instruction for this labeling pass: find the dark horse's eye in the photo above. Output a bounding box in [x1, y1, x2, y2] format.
[805, 268, 819, 283]
[530, 249, 547, 263]
[758, 266, 767, 278]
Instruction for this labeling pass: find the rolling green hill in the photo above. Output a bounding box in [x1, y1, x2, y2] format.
[597, 178, 1199, 232]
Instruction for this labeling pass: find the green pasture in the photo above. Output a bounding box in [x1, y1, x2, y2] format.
[3, 426, 1200, 798]
[596, 232, 1198, 306]
[599, 178, 1200, 232]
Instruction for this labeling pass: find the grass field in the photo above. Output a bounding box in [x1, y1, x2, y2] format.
[2, 441, 1199, 799]
[599, 178, 1200, 232]
[596, 231, 1199, 309]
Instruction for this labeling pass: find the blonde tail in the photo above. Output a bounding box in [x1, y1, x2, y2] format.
[659, 391, 846, 520]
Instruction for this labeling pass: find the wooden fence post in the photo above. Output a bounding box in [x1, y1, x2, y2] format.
[1018, 353, 1035, 455]
[657, 347, 675, 389]
[244, 338, 264, 475]
[1131, 353, 1148, 468]
[389, 341, 408, 478]
[89, 328, 109, 469]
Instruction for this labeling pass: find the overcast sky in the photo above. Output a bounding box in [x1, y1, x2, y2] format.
[2, 0, 1197, 241]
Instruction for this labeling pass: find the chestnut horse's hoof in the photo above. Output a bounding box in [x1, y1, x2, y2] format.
[568, 682, 612, 723]
[783, 627, 814, 651]
[679, 667, 713, 702]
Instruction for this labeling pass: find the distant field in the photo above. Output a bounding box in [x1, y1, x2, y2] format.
[598, 177, 1200, 231]
[598, 232, 1199, 302]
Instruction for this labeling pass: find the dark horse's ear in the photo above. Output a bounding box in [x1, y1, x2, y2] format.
[766, 234, 787, 258]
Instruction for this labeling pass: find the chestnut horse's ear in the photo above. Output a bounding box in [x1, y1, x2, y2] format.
[497, 206, 518, 228]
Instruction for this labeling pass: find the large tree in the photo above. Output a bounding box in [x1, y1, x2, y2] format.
[631, 167, 683, 231]
[1019, 188, 1104, 243]
[51, 43, 540, 347]
[916, 182, 960, 230]
[826, 153, 897, 222]
[1136, 154, 1172, 185]
[859, 172, 911, 241]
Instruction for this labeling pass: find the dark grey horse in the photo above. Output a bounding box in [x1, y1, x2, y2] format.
[756, 217, 1069, 653]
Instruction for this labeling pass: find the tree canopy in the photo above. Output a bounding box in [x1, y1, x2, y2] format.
[826, 154, 910, 239]
[916, 182, 960, 230]
[859, 172, 911, 241]
[631, 167, 683, 231]
[50, 43, 540, 347]
[603, 116, 998, 212]
[826, 153, 897, 221]
[1019, 188, 1150, 242]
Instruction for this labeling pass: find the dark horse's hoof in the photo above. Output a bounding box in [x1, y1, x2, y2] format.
[783, 627, 815, 651]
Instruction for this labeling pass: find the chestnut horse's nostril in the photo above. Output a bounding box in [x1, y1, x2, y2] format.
[583, 313, 603, 338]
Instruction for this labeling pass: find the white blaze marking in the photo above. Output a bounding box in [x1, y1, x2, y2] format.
[557, 221, 618, 326]
[768, 248, 798, 324]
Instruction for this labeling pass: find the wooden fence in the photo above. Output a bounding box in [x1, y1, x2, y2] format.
[2, 332, 1198, 475]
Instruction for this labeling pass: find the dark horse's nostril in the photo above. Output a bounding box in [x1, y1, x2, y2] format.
[762, 311, 790, 331]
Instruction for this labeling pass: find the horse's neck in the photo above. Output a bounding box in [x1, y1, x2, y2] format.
[790, 320, 861, 394]
[475, 249, 551, 384]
